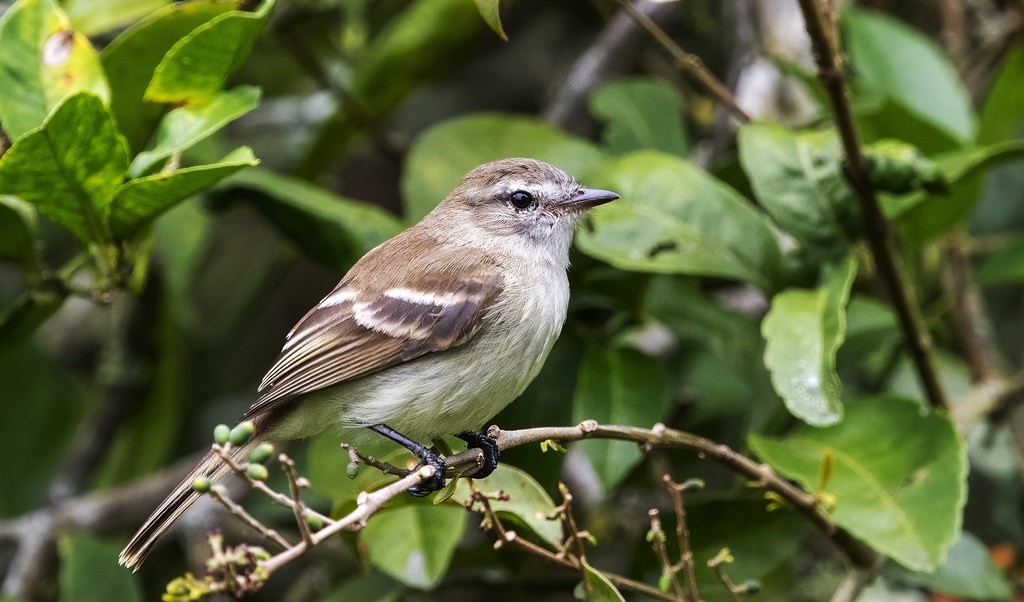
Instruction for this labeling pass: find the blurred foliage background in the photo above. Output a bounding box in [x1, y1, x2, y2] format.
[0, 0, 1023, 600]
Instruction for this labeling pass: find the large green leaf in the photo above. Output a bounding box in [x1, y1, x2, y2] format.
[0, 92, 127, 243]
[227, 168, 404, 269]
[59, 535, 142, 602]
[978, 46, 1024, 145]
[401, 113, 605, 220]
[738, 123, 853, 261]
[321, 572, 404, 602]
[101, 0, 238, 152]
[749, 396, 967, 571]
[0, 196, 37, 265]
[361, 503, 466, 589]
[0, 0, 109, 140]
[590, 77, 688, 157]
[571, 346, 670, 490]
[575, 151, 784, 292]
[108, 147, 258, 238]
[761, 255, 856, 426]
[130, 85, 260, 176]
[855, 96, 963, 156]
[885, 531, 1013, 600]
[146, 0, 274, 107]
[845, 9, 975, 143]
[64, 0, 170, 35]
[452, 464, 562, 547]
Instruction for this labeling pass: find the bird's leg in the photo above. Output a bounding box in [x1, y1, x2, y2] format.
[368, 424, 446, 496]
[456, 431, 500, 479]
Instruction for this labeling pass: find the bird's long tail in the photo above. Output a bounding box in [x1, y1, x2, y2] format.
[118, 437, 260, 571]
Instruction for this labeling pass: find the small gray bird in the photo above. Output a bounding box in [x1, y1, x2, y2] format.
[120, 158, 618, 569]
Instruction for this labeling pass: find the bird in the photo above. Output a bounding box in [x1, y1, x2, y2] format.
[119, 157, 618, 569]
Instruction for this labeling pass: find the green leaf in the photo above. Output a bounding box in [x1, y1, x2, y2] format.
[590, 77, 688, 157]
[64, 0, 170, 35]
[130, 85, 260, 176]
[452, 464, 562, 547]
[321, 571, 404, 602]
[975, 236, 1024, 286]
[108, 147, 258, 238]
[579, 559, 625, 602]
[0, 0, 109, 140]
[978, 46, 1024, 145]
[0, 92, 127, 243]
[0, 287, 67, 350]
[855, 96, 963, 156]
[749, 396, 967, 571]
[738, 123, 854, 261]
[575, 151, 784, 292]
[401, 113, 605, 220]
[227, 168, 404, 270]
[361, 503, 466, 590]
[101, 0, 238, 152]
[885, 140, 1024, 242]
[146, 0, 274, 107]
[0, 196, 38, 264]
[473, 0, 507, 41]
[885, 531, 1013, 600]
[59, 535, 142, 602]
[845, 9, 975, 143]
[761, 255, 857, 426]
[571, 346, 670, 489]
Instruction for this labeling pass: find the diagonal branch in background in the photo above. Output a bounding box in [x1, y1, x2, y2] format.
[796, 0, 950, 411]
[612, 0, 750, 123]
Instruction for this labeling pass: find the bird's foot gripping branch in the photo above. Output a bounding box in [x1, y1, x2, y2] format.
[161, 419, 874, 601]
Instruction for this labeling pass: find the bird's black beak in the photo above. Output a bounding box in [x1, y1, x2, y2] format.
[560, 188, 620, 212]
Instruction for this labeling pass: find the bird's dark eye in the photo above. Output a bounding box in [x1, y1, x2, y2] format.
[509, 190, 535, 210]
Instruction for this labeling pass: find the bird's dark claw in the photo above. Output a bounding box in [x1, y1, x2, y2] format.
[408, 451, 447, 497]
[457, 431, 500, 479]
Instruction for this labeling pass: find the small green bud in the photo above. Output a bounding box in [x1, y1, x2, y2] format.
[246, 464, 269, 481]
[191, 476, 212, 493]
[247, 443, 275, 464]
[306, 514, 324, 531]
[213, 424, 230, 445]
[346, 461, 359, 479]
[658, 574, 672, 592]
[741, 579, 762, 594]
[229, 421, 255, 445]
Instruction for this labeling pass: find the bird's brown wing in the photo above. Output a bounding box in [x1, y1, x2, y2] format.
[242, 234, 503, 421]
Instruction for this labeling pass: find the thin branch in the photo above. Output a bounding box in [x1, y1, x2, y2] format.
[611, 0, 751, 122]
[279, 454, 314, 547]
[648, 509, 686, 600]
[207, 486, 291, 550]
[829, 564, 881, 602]
[664, 476, 701, 602]
[707, 549, 744, 602]
[796, 0, 949, 411]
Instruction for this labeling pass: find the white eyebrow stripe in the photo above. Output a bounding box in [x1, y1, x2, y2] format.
[382, 287, 466, 307]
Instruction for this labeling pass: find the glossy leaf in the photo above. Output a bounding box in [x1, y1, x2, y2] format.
[473, 0, 507, 41]
[130, 85, 261, 176]
[101, 0, 238, 152]
[0, 196, 37, 264]
[845, 9, 974, 143]
[761, 255, 856, 426]
[738, 123, 854, 261]
[361, 503, 466, 589]
[0, 93, 127, 243]
[886, 531, 1013, 600]
[452, 464, 562, 546]
[146, 0, 274, 106]
[571, 346, 670, 489]
[978, 46, 1024, 145]
[402, 113, 605, 220]
[575, 151, 783, 292]
[590, 77, 688, 157]
[0, 0, 109, 139]
[108, 147, 258, 238]
[64, 0, 170, 35]
[749, 396, 967, 571]
[580, 559, 625, 602]
[228, 168, 404, 269]
[59, 535, 142, 602]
